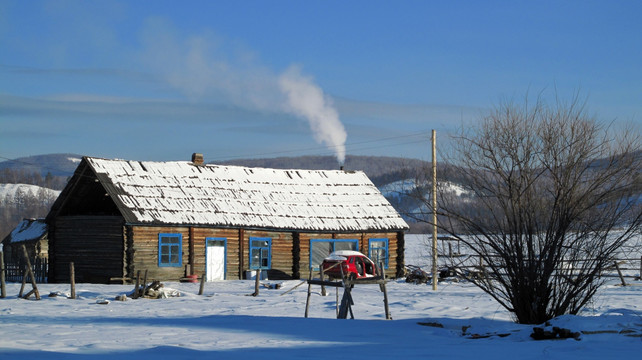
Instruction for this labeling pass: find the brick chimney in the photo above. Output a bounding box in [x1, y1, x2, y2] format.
[191, 153, 204, 165]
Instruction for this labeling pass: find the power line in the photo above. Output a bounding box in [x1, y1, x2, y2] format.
[209, 131, 432, 162]
[0, 130, 434, 175]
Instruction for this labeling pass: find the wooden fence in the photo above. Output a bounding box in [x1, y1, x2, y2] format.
[3, 257, 48, 283]
[438, 255, 642, 282]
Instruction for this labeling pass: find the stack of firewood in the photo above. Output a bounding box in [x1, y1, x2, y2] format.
[130, 280, 165, 299]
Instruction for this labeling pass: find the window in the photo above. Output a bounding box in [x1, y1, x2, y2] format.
[309, 239, 358, 270]
[159, 233, 182, 267]
[369, 238, 389, 269]
[249, 237, 271, 270]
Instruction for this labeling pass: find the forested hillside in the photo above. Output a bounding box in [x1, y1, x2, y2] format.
[0, 183, 59, 241]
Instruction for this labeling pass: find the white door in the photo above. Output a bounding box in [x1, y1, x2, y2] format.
[206, 241, 225, 281]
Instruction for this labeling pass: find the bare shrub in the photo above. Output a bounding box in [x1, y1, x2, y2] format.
[414, 94, 642, 324]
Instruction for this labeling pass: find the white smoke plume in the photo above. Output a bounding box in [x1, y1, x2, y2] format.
[139, 19, 347, 163]
[278, 66, 347, 164]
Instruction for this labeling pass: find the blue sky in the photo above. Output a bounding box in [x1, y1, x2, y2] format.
[1, 0, 641, 164]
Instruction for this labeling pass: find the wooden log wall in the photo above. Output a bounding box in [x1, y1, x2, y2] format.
[298, 233, 330, 277]
[191, 227, 240, 279]
[243, 230, 294, 280]
[51, 216, 125, 283]
[52, 221, 405, 283]
[129, 226, 189, 281]
[129, 226, 244, 281]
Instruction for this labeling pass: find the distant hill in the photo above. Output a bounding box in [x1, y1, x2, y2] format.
[0, 153, 441, 234]
[0, 154, 429, 186]
[213, 155, 430, 187]
[0, 153, 83, 177]
[0, 183, 61, 201]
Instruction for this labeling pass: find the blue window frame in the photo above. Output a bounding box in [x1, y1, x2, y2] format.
[369, 238, 389, 269]
[249, 237, 271, 270]
[309, 239, 359, 270]
[159, 233, 182, 267]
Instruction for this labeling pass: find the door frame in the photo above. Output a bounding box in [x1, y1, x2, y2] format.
[205, 237, 227, 280]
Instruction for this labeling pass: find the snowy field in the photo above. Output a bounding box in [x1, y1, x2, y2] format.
[0, 236, 640, 359]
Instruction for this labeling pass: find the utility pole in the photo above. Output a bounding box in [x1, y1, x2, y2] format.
[432, 130, 438, 291]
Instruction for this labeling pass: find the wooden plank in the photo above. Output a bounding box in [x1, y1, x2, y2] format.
[0, 252, 5, 298]
[307, 279, 344, 287]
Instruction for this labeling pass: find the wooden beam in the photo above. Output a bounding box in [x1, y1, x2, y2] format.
[189, 227, 195, 275]
[20, 245, 40, 300]
[292, 232, 300, 279]
[307, 279, 344, 287]
[396, 231, 405, 278]
[122, 225, 127, 283]
[239, 228, 245, 279]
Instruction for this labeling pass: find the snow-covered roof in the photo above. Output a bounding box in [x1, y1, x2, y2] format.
[328, 250, 366, 258]
[7, 218, 47, 243]
[82, 157, 408, 232]
[324, 250, 367, 261]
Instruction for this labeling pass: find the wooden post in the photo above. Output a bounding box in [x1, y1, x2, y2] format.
[140, 269, 148, 297]
[132, 270, 141, 299]
[21, 245, 40, 300]
[252, 269, 261, 297]
[335, 287, 339, 317]
[614, 261, 627, 286]
[69, 262, 76, 299]
[320, 267, 327, 296]
[19, 267, 27, 297]
[337, 282, 355, 319]
[304, 270, 312, 318]
[639, 256, 641, 281]
[337, 265, 354, 319]
[0, 252, 6, 299]
[189, 227, 195, 275]
[431, 129, 438, 291]
[199, 272, 206, 295]
[379, 262, 391, 320]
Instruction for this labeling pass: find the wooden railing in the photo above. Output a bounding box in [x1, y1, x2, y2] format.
[3, 257, 48, 283]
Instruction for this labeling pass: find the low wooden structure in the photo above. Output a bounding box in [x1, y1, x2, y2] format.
[46, 154, 408, 283]
[1, 218, 49, 282]
[305, 272, 391, 319]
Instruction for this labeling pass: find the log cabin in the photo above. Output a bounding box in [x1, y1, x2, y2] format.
[46, 154, 409, 283]
[2, 218, 48, 265]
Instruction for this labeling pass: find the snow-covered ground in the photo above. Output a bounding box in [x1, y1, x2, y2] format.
[0, 236, 640, 359]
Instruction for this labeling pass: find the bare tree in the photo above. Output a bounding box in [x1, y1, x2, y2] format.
[414, 94, 642, 324]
